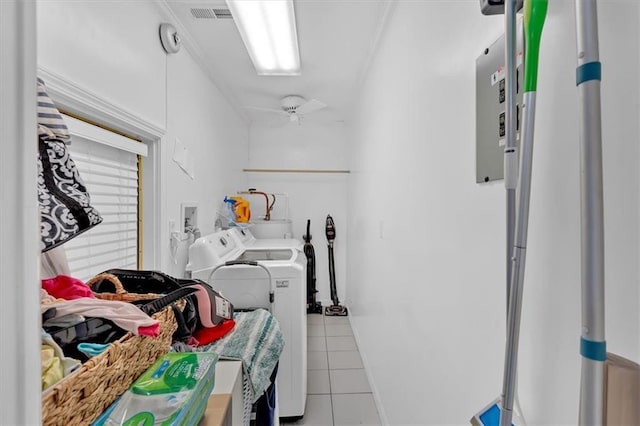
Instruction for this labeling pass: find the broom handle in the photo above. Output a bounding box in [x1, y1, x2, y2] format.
[500, 2, 548, 426]
[504, 0, 518, 314]
[575, 1, 606, 424]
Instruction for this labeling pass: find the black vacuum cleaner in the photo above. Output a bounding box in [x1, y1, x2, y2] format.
[324, 214, 347, 316]
[304, 219, 322, 314]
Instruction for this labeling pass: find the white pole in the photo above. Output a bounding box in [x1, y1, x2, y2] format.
[575, 1, 606, 425]
[501, 2, 521, 423]
[500, 91, 537, 426]
[0, 0, 41, 423]
[504, 0, 518, 315]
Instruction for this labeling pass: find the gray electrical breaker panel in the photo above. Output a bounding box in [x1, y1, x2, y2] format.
[476, 25, 523, 183]
[479, 0, 523, 16]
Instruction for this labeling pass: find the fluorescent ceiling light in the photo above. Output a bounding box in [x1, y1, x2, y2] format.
[226, 0, 300, 75]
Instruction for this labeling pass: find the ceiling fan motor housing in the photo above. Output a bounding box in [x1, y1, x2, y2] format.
[281, 95, 306, 112]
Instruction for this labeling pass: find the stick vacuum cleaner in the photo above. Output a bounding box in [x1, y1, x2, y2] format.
[304, 219, 322, 314]
[324, 215, 347, 316]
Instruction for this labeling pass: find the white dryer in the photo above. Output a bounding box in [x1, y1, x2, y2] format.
[186, 230, 307, 420]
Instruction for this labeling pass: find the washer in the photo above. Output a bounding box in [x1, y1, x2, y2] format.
[186, 229, 307, 420]
[229, 226, 303, 251]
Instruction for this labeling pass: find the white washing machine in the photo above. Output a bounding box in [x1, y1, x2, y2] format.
[186, 229, 307, 420]
[229, 226, 303, 251]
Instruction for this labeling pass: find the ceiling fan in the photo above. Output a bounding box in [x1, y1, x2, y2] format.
[244, 95, 327, 125]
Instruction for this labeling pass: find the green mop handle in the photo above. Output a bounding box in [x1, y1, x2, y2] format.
[523, 0, 547, 93]
[500, 1, 547, 426]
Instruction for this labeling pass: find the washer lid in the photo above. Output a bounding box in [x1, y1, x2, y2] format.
[237, 249, 294, 262]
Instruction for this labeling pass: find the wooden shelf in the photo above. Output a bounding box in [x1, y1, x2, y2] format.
[243, 168, 350, 174]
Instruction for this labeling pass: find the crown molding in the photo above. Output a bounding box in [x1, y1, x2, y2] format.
[37, 67, 165, 140]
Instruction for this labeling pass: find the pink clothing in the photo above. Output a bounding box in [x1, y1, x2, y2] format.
[42, 275, 95, 300]
[138, 324, 160, 337]
[41, 298, 159, 337]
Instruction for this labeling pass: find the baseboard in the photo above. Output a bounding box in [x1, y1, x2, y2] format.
[343, 304, 389, 426]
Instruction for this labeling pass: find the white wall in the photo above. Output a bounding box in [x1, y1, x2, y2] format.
[247, 122, 348, 305]
[38, 0, 166, 130]
[162, 49, 248, 277]
[36, 1, 249, 278]
[348, 1, 639, 425]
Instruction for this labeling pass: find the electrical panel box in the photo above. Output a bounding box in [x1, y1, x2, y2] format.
[479, 0, 523, 16]
[476, 26, 523, 183]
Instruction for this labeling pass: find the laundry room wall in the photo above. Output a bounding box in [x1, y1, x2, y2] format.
[246, 122, 349, 306]
[347, 1, 639, 425]
[162, 42, 249, 278]
[36, 1, 248, 278]
[37, 1, 167, 130]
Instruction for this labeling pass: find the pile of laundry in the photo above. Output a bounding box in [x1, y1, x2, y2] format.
[40, 271, 237, 391]
[40, 275, 161, 390]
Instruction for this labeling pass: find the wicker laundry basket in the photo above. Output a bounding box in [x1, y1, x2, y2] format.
[41, 274, 181, 426]
[86, 272, 162, 302]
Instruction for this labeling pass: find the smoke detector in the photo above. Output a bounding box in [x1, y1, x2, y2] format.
[159, 23, 181, 54]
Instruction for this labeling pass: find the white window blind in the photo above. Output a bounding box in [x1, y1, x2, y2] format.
[62, 115, 146, 282]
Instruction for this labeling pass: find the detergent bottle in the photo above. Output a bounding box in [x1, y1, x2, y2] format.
[231, 196, 251, 223]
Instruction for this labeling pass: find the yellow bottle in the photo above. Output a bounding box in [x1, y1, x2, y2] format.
[230, 196, 251, 223]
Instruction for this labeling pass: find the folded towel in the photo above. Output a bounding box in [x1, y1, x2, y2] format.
[198, 309, 284, 401]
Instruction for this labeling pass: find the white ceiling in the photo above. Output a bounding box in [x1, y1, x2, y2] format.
[165, 0, 392, 125]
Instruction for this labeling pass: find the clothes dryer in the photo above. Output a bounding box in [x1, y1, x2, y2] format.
[186, 230, 307, 420]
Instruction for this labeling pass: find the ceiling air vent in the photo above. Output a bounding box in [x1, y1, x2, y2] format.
[212, 8, 233, 19]
[190, 7, 233, 20]
[191, 8, 215, 19]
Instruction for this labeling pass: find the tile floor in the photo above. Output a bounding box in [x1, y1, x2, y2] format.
[283, 313, 381, 426]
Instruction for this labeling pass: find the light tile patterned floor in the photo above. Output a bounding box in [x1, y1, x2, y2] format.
[283, 313, 381, 426]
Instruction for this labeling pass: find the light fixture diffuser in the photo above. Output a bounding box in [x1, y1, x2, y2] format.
[226, 0, 301, 75]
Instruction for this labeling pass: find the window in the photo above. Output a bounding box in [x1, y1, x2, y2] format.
[62, 114, 147, 282]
